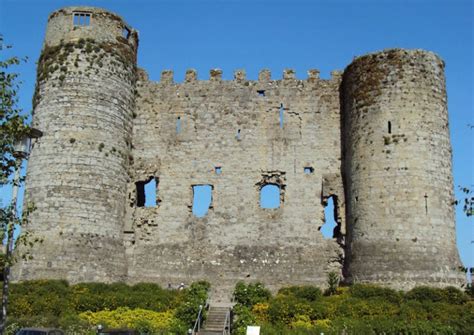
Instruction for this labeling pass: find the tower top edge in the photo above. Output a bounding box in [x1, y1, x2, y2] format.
[346, 48, 444, 71]
[48, 6, 130, 26]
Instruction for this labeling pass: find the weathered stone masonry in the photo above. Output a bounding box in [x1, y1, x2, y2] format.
[13, 6, 464, 294]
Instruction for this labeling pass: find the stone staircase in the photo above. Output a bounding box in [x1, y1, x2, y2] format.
[196, 303, 233, 335]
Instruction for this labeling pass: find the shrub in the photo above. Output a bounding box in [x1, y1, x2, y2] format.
[69, 281, 178, 312]
[267, 295, 311, 325]
[174, 281, 210, 328]
[350, 283, 402, 304]
[232, 304, 257, 335]
[442, 286, 469, 304]
[251, 303, 269, 322]
[79, 307, 177, 332]
[233, 281, 271, 307]
[405, 286, 467, 304]
[10, 280, 71, 318]
[278, 286, 322, 302]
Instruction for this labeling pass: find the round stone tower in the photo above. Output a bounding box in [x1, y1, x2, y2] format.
[13, 7, 138, 282]
[341, 49, 464, 289]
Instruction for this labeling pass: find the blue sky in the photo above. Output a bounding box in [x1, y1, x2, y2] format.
[0, 0, 472, 266]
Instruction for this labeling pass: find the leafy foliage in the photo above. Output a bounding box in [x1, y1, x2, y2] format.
[0, 35, 30, 184]
[233, 281, 271, 307]
[6, 280, 209, 334]
[278, 285, 322, 302]
[232, 280, 474, 334]
[174, 280, 210, 328]
[79, 307, 178, 333]
[324, 271, 339, 296]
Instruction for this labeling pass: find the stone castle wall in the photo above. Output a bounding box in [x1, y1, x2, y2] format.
[13, 6, 465, 293]
[126, 68, 345, 293]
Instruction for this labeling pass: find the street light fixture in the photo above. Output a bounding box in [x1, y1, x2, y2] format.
[12, 128, 43, 159]
[0, 127, 42, 332]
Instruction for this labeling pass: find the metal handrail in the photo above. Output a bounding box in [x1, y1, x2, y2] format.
[189, 304, 203, 335]
[222, 309, 231, 335]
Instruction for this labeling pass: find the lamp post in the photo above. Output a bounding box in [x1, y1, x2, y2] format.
[0, 128, 42, 333]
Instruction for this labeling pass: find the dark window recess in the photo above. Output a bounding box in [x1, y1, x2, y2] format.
[260, 184, 280, 209]
[257, 90, 265, 97]
[279, 103, 284, 129]
[215, 166, 222, 175]
[176, 116, 182, 134]
[122, 27, 131, 39]
[73, 12, 91, 26]
[304, 167, 314, 174]
[236, 129, 241, 140]
[192, 185, 213, 217]
[388, 121, 392, 134]
[136, 177, 158, 207]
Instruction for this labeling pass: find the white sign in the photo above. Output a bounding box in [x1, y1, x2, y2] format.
[246, 326, 260, 335]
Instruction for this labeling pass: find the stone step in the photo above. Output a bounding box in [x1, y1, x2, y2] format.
[200, 302, 232, 334]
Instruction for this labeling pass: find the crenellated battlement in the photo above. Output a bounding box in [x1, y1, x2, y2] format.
[138, 68, 343, 85]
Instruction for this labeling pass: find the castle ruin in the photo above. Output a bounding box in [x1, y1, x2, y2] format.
[13, 6, 464, 295]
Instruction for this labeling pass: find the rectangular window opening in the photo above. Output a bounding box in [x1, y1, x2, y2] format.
[304, 167, 314, 174]
[257, 90, 265, 97]
[236, 129, 241, 140]
[135, 177, 158, 207]
[192, 185, 213, 217]
[176, 116, 182, 134]
[73, 12, 91, 26]
[388, 121, 392, 134]
[215, 166, 222, 175]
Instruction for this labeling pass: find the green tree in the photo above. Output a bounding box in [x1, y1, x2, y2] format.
[0, 34, 32, 333]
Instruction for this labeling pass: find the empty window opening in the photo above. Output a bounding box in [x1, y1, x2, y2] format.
[388, 121, 392, 134]
[304, 167, 314, 174]
[122, 27, 131, 39]
[321, 196, 337, 239]
[73, 12, 91, 26]
[260, 184, 280, 209]
[215, 166, 222, 175]
[192, 185, 213, 217]
[257, 90, 265, 97]
[176, 116, 182, 134]
[279, 103, 284, 129]
[136, 177, 158, 208]
[236, 129, 241, 140]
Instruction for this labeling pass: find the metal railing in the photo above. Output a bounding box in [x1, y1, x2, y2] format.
[222, 309, 231, 335]
[188, 304, 203, 335]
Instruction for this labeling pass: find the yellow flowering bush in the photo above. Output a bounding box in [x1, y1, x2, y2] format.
[314, 319, 331, 332]
[251, 303, 269, 322]
[79, 307, 176, 332]
[289, 315, 312, 329]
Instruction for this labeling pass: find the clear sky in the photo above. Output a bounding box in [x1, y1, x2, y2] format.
[0, 0, 473, 267]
